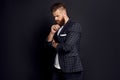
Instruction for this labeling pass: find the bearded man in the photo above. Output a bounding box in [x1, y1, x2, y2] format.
[46, 2, 83, 80]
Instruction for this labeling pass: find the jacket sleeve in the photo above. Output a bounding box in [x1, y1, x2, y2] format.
[44, 38, 54, 50]
[56, 23, 81, 54]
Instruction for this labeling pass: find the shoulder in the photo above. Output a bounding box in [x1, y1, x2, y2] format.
[69, 20, 81, 32]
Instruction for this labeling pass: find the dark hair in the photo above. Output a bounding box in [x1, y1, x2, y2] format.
[50, 2, 66, 12]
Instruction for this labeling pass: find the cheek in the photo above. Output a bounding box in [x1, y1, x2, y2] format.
[59, 16, 63, 20]
[57, 18, 61, 21]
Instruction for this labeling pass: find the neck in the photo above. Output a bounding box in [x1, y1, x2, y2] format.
[64, 16, 69, 24]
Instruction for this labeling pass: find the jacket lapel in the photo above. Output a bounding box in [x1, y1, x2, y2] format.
[59, 19, 73, 34]
[53, 19, 73, 43]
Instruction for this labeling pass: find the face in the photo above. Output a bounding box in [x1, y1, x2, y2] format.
[52, 9, 65, 26]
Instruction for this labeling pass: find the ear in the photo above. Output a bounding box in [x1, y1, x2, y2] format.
[62, 10, 66, 16]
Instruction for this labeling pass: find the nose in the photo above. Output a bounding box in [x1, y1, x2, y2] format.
[55, 17, 58, 21]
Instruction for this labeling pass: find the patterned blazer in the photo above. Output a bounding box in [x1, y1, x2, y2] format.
[47, 20, 83, 73]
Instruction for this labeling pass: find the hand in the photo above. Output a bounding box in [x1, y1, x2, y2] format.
[47, 24, 60, 42]
[50, 24, 60, 34]
[52, 39, 58, 48]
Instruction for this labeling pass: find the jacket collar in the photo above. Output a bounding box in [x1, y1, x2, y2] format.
[60, 19, 72, 33]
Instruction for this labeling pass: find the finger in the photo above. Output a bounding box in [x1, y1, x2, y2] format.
[52, 39, 54, 42]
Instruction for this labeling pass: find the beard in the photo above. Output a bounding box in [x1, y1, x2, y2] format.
[56, 18, 65, 27]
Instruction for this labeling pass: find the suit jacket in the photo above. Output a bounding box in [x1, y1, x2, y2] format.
[47, 20, 83, 73]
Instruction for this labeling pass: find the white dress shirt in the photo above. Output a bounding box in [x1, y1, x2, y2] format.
[54, 26, 64, 69]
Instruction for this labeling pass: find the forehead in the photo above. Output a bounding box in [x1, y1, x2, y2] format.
[53, 9, 62, 16]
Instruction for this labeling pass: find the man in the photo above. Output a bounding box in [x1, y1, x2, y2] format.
[46, 2, 83, 80]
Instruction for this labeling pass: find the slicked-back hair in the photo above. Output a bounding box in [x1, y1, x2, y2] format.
[50, 2, 66, 13]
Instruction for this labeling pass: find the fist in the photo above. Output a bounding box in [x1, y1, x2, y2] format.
[51, 24, 60, 34]
[52, 39, 58, 48]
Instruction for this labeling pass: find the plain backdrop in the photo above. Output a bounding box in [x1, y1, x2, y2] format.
[1, 0, 120, 80]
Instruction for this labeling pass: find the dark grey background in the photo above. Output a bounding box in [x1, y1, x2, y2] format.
[1, 0, 120, 80]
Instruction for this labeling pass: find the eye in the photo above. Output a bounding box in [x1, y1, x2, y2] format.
[56, 15, 59, 17]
